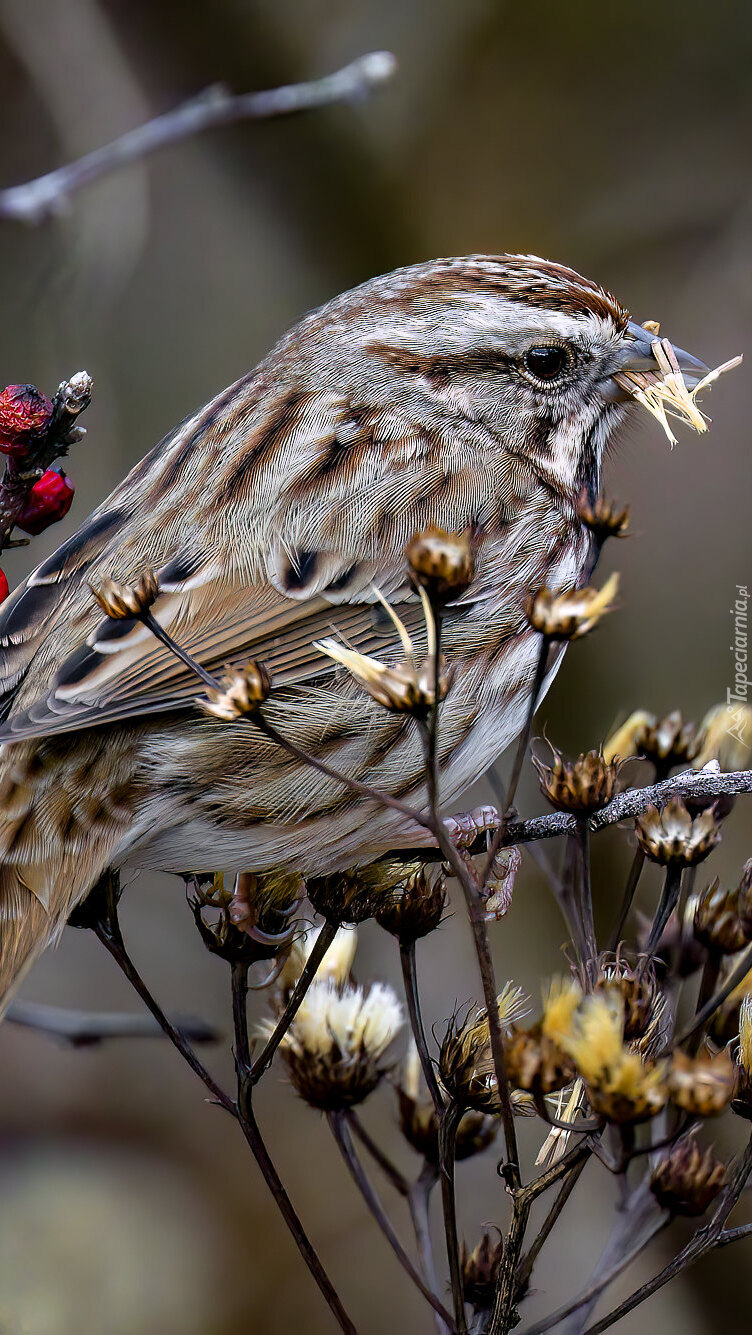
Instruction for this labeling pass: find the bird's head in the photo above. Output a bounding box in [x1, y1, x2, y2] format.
[304, 254, 726, 501]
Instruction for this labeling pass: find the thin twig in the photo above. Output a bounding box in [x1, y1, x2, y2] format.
[677, 937, 752, 1044]
[518, 1213, 668, 1335]
[401, 941, 445, 1114]
[608, 848, 646, 950]
[439, 1100, 467, 1334]
[232, 966, 358, 1335]
[515, 1155, 588, 1297]
[0, 53, 397, 224]
[409, 1162, 449, 1335]
[328, 1112, 454, 1329]
[347, 1111, 410, 1198]
[643, 864, 683, 959]
[583, 1134, 752, 1335]
[249, 919, 337, 1083]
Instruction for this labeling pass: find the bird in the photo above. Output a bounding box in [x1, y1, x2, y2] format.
[0, 253, 707, 1005]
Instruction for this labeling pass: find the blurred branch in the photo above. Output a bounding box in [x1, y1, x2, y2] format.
[6, 998, 219, 1047]
[0, 51, 397, 224]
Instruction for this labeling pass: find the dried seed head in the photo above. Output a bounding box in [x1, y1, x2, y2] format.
[651, 1139, 727, 1217]
[533, 746, 620, 815]
[439, 986, 530, 1113]
[394, 1045, 498, 1165]
[308, 859, 416, 926]
[502, 1024, 576, 1097]
[668, 1046, 736, 1117]
[199, 662, 271, 720]
[91, 569, 159, 620]
[577, 492, 630, 544]
[269, 978, 403, 1111]
[316, 586, 450, 716]
[374, 865, 446, 943]
[635, 799, 721, 867]
[189, 869, 301, 968]
[276, 924, 358, 993]
[603, 709, 699, 772]
[405, 525, 475, 602]
[460, 1232, 504, 1310]
[594, 954, 659, 1042]
[546, 987, 668, 1123]
[694, 875, 752, 955]
[694, 702, 752, 773]
[526, 573, 619, 641]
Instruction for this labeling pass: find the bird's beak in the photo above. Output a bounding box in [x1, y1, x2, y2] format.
[601, 320, 709, 401]
[600, 321, 741, 445]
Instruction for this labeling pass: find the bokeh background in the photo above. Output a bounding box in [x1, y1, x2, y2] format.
[0, 1, 750, 1332]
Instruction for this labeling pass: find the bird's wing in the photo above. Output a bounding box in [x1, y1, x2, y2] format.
[0, 381, 511, 745]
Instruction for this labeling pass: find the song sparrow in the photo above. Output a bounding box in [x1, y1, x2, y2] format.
[0, 254, 706, 1001]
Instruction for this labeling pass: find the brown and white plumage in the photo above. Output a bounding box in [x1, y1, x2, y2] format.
[0, 254, 701, 1003]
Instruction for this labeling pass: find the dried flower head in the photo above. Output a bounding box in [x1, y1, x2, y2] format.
[405, 525, 475, 602]
[270, 977, 403, 1111]
[614, 337, 741, 447]
[527, 573, 619, 641]
[533, 746, 620, 815]
[395, 1044, 498, 1165]
[91, 569, 159, 620]
[460, 1232, 504, 1309]
[650, 1139, 727, 1216]
[603, 709, 699, 772]
[694, 874, 752, 955]
[668, 1046, 736, 1117]
[635, 799, 721, 867]
[577, 492, 630, 544]
[694, 702, 752, 772]
[374, 864, 446, 942]
[316, 584, 450, 715]
[0, 382, 54, 454]
[308, 859, 414, 926]
[199, 662, 272, 720]
[546, 987, 668, 1123]
[439, 985, 530, 1112]
[594, 954, 659, 1042]
[277, 924, 358, 994]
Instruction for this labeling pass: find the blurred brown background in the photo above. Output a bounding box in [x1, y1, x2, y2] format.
[0, 1, 750, 1332]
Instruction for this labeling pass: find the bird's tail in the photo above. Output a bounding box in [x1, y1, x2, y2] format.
[0, 737, 132, 1014]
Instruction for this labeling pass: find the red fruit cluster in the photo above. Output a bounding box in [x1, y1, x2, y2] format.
[16, 469, 75, 536]
[0, 383, 54, 455]
[0, 570, 8, 603]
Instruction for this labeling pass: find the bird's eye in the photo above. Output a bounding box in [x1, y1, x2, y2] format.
[523, 345, 570, 382]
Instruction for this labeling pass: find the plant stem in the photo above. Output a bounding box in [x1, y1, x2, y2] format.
[677, 938, 752, 1044]
[409, 1163, 449, 1335]
[232, 967, 358, 1335]
[644, 864, 683, 959]
[328, 1112, 454, 1329]
[439, 1100, 467, 1335]
[515, 1155, 588, 1297]
[401, 940, 444, 1114]
[347, 1112, 410, 1197]
[609, 848, 645, 951]
[249, 919, 337, 1083]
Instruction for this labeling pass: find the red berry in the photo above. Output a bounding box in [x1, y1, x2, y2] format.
[16, 469, 74, 536]
[0, 383, 54, 455]
[0, 570, 8, 603]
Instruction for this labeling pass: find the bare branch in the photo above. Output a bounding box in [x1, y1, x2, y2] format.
[6, 998, 219, 1047]
[0, 52, 397, 225]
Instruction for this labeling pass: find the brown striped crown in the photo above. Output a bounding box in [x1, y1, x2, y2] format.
[372, 254, 630, 331]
